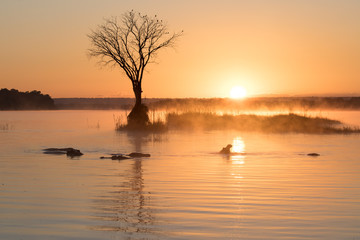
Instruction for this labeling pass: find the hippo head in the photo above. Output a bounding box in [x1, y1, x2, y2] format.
[225, 144, 233, 150]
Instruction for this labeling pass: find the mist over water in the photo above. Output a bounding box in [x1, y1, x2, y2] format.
[1, 110, 360, 239]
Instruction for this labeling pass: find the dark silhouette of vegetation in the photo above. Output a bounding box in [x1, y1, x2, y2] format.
[165, 112, 360, 134]
[0, 88, 55, 110]
[88, 10, 182, 129]
[113, 110, 360, 134]
[115, 114, 167, 132]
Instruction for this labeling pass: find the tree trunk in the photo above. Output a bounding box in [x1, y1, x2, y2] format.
[127, 83, 150, 129]
[134, 85, 142, 107]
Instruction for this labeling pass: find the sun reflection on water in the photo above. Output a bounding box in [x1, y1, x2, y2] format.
[232, 137, 245, 154]
[231, 137, 246, 165]
[230, 137, 246, 180]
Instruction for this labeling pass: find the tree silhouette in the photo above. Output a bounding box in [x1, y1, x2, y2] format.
[88, 10, 182, 128]
[0, 88, 55, 110]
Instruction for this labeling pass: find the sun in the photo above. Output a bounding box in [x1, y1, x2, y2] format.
[230, 86, 247, 99]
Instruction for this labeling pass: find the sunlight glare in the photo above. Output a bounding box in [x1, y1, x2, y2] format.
[231, 137, 246, 165]
[232, 137, 245, 153]
[230, 86, 247, 99]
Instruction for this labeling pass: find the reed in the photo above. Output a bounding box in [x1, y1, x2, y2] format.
[114, 111, 167, 132]
[0, 122, 12, 131]
[115, 109, 360, 134]
[166, 112, 360, 133]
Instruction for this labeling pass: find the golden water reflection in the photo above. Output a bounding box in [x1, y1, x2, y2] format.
[228, 137, 246, 181]
[2, 111, 360, 240]
[92, 134, 156, 237]
[230, 137, 246, 165]
[232, 137, 245, 154]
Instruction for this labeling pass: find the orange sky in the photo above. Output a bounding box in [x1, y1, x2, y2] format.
[1, 0, 359, 98]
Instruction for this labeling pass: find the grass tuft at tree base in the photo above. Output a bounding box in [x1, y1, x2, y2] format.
[116, 120, 168, 132]
[117, 103, 168, 132]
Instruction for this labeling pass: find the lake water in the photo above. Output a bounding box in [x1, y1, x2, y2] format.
[1, 110, 360, 240]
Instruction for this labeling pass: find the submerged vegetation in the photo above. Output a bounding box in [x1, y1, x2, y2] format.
[166, 112, 360, 134]
[115, 111, 360, 134]
[0, 122, 13, 131]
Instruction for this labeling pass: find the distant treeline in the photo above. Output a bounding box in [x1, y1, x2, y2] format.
[148, 97, 360, 111]
[0, 88, 55, 110]
[3, 89, 360, 111]
[54, 98, 159, 110]
[54, 96, 360, 111]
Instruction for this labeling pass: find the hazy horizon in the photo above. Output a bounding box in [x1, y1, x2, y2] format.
[52, 93, 360, 99]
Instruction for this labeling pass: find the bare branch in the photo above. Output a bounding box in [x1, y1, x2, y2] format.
[88, 11, 182, 84]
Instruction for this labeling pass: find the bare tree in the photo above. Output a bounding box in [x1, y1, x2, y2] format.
[88, 10, 182, 127]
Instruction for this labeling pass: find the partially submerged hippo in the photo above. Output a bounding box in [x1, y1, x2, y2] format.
[128, 152, 151, 158]
[219, 144, 232, 154]
[100, 152, 151, 160]
[307, 153, 320, 157]
[43, 148, 83, 157]
[100, 155, 131, 160]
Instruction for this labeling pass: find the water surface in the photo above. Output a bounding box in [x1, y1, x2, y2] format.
[1, 110, 360, 239]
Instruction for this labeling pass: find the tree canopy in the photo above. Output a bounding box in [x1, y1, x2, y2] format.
[88, 11, 182, 86]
